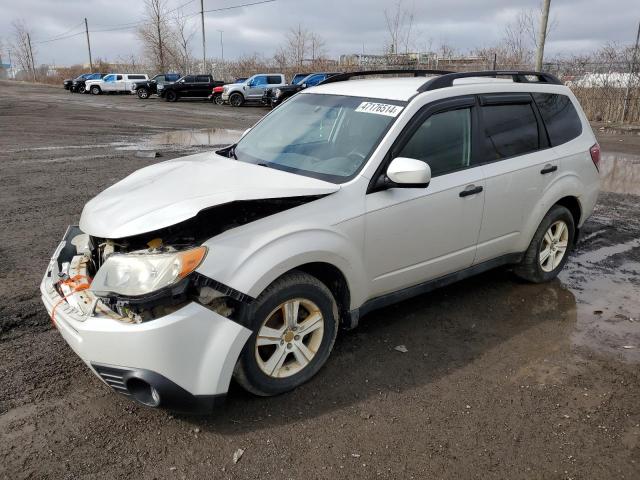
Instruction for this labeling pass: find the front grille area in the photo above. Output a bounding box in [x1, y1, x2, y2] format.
[93, 364, 131, 396]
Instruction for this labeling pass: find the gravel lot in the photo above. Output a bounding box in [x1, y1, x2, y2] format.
[1, 81, 639, 479]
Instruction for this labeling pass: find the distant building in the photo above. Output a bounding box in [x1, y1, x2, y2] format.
[0, 62, 15, 79]
[338, 52, 486, 69]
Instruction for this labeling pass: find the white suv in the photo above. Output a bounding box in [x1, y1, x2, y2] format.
[41, 70, 600, 412]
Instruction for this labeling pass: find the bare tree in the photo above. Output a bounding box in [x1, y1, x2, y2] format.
[10, 20, 35, 78]
[502, 7, 558, 67]
[285, 24, 310, 67]
[309, 32, 326, 62]
[172, 9, 196, 73]
[138, 0, 173, 72]
[384, 0, 415, 54]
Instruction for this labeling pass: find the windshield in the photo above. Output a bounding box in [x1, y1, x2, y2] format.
[233, 93, 405, 183]
[292, 74, 308, 85]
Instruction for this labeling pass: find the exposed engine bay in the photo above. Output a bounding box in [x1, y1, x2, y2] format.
[54, 197, 322, 324]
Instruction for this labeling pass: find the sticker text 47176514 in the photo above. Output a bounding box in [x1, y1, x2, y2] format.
[355, 102, 403, 117]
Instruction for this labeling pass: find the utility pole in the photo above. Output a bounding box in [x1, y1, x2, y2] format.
[26, 32, 36, 82]
[200, 0, 206, 73]
[84, 18, 93, 71]
[622, 20, 640, 123]
[218, 30, 224, 63]
[535, 0, 551, 71]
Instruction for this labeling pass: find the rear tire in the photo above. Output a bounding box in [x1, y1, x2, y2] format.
[137, 87, 149, 99]
[514, 205, 575, 283]
[229, 92, 244, 107]
[90, 85, 101, 95]
[165, 91, 178, 102]
[233, 272, 339, 396]
[213, 93, 224, 105]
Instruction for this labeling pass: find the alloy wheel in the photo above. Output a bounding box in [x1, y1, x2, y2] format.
[255, 298, 324, 378]
[539, 220, 569, 272]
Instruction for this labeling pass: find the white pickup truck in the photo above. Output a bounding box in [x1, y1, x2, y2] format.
[85, 73, 149, 95]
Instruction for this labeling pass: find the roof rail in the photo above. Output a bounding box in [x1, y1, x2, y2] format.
[318, 69, 453, 85]
[418, 70, 562, 92]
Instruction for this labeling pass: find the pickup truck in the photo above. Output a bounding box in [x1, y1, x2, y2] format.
[208, 77, 247, 105]
[63, 73, 90, 90]
[71, 73, 107, 93]
[132, 73, 181, 99]
[221, 73, 287, 107]
[262, 72, 339, 107]
[158, 74, 224, 102]
[86, 73, 149, 95]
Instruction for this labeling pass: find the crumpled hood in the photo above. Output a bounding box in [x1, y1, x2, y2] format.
[79, 151, 340, 238]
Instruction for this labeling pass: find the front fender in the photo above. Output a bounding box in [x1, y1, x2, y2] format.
[197, 224, 368, 310]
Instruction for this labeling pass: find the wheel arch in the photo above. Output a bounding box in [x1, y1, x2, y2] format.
[287, 262, 352, 329]
[517, 174, 585, 252]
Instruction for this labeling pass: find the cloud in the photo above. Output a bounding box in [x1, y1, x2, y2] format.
[0, 0, 638, 66]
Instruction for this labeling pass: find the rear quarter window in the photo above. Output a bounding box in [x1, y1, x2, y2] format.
[480, 103, 539, 160]
[196, 76, 210, 82]
[128, 75, 146, 80]
[533, 93, 583, 146]
[267, 76, 283, 84]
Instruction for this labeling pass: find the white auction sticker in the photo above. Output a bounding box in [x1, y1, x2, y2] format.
[355, 102, 403, 117]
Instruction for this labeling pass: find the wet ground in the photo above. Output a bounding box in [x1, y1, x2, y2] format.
[0, 81, 639, 479]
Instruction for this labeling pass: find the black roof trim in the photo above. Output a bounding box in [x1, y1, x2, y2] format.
[318, 69, 454, 86]
[418, 70, 562, 92]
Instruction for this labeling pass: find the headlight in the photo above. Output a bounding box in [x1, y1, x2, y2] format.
[157, 85, 164, 90]
[90, 246, 207, 297]
[274, 88, 282, 98]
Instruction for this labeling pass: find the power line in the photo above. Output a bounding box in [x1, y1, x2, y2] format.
[34, 31, 85, 45]
[33, 21, 85, 44]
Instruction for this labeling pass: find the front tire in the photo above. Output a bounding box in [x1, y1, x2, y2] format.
[90, 85, 101, 95]
[514, 205, 575, 283]
[77, 85, 86, 94]
[165, 91, 178, 102]
[233, 272, 339, 396]
[229, 92, 244, 107]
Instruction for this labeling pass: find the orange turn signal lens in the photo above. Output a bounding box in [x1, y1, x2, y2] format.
[177, 246, 207, 278]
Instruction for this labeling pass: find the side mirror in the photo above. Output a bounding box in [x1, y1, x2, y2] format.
[301, 83, 307, 88]
[385, 157, 431, 187]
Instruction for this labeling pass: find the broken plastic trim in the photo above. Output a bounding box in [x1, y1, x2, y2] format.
[95, 272, 253, 324]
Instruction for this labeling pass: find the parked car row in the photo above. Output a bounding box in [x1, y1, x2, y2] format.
[62, 70, 340, 108]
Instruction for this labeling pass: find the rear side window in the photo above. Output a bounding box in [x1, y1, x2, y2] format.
[533, 93, 582, 146]
[480, 104, 539, 160]
[397, 108, 472, 177]
[196, 76, 210, 82]
[116, 75, 123, 80]
[267, 75, 282, 84]
[183, 76, 195, 82]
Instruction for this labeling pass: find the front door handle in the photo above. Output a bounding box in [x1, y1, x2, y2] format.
[540, 164, 558, 174]
[459, 184, 484, 197]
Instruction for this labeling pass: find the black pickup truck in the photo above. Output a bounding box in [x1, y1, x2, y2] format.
[132, 73, 181, 99]
[158, 74, 224, 102]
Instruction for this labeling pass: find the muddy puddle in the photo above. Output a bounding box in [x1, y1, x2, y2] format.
[560, 239, 640, 363]
[600, 152, 640, 195]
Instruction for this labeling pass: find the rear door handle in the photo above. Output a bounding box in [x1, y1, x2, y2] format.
[540, 164, 558, 174]
[459, 185, 484, 197]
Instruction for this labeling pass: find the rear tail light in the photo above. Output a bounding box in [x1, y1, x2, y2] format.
[589, 143, 601, 171]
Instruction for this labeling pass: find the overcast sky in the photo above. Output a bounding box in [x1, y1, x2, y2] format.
[1, 0, 639, 66]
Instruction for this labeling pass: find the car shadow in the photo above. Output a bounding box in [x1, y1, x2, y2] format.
[178, 267, 578, 433]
